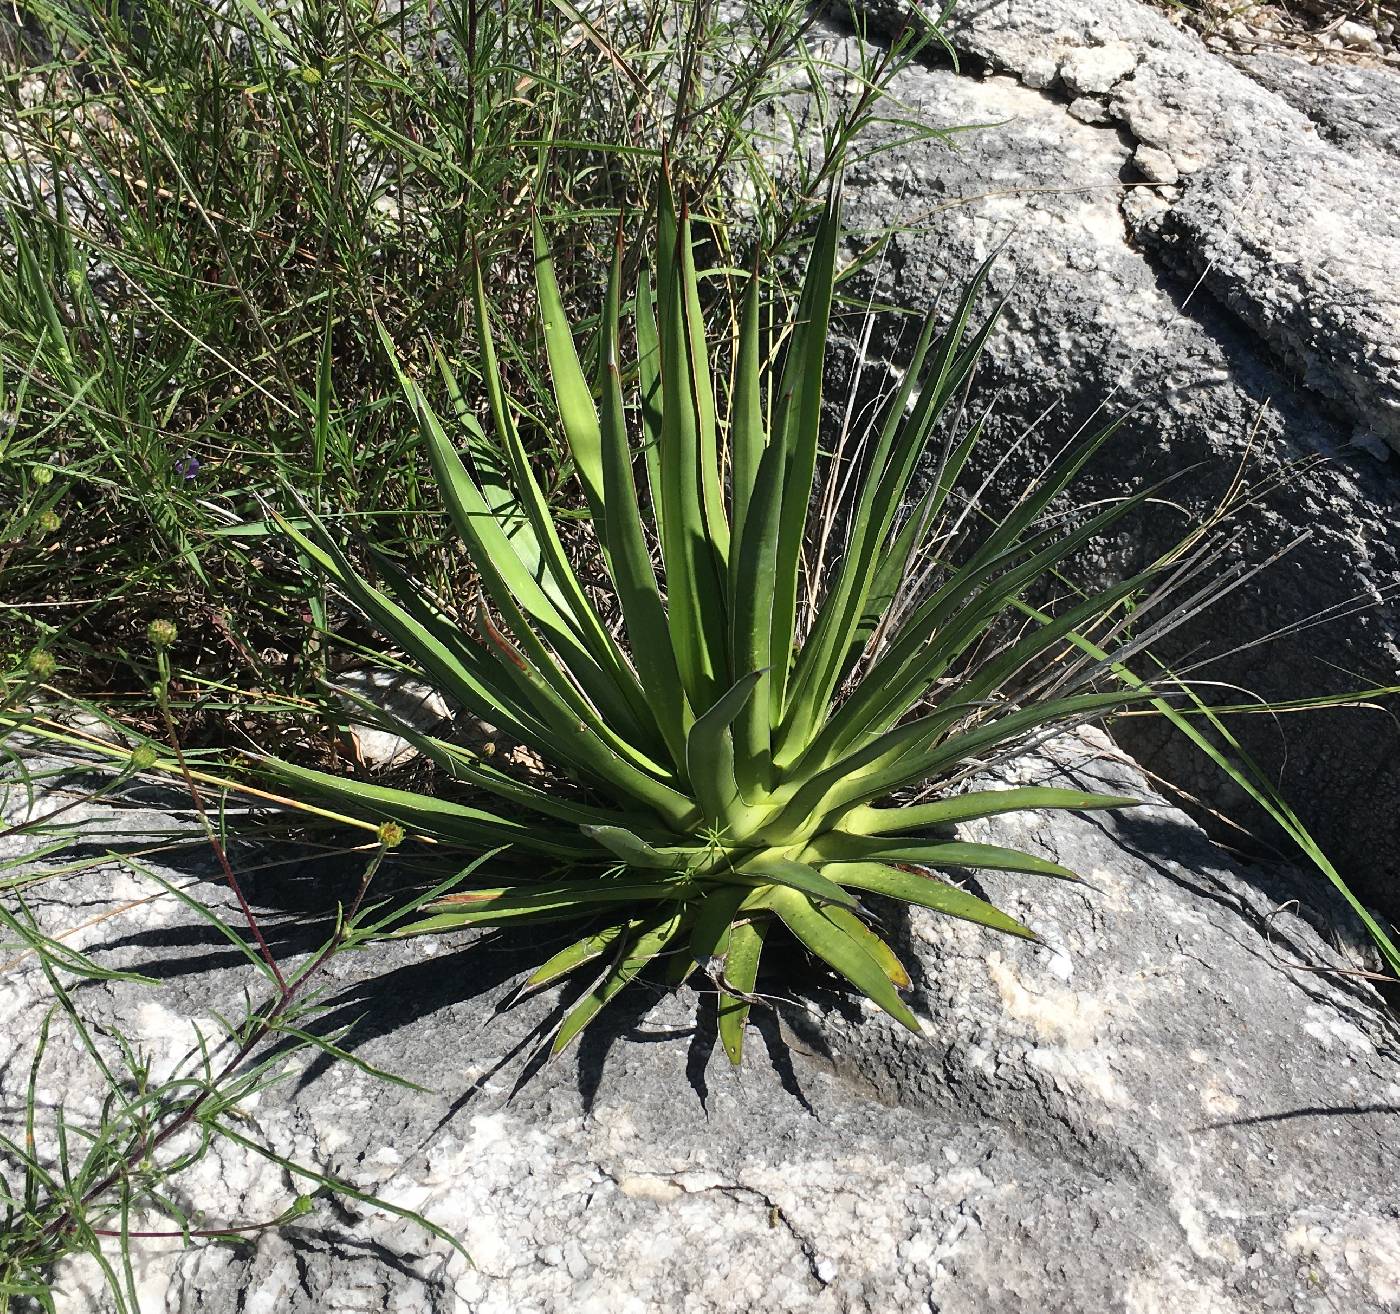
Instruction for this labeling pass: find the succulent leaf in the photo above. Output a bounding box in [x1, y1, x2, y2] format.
[266, 187, 1176, 1062]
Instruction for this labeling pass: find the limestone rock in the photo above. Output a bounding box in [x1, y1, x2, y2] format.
[854, 0, 1400, 453]
[1133, 143, 1179, 184]
[1234, 52, 1400, 164]
[790, 2, 1400, 917]
[1058, 41, 1136, 97]
[3, 740, 1397, 1311]
[336, 666, 453, 767]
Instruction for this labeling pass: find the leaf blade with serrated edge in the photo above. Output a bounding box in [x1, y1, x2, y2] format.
[738, 855, 858, 910]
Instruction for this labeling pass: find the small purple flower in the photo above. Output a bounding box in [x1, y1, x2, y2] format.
[174, 453, 201, 481]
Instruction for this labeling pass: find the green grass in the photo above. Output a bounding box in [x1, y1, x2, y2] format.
[0, 0, 943, 729]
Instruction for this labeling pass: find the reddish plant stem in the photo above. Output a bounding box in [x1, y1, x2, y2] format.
[23, 657, 391, 1258]
[153, 658, 287, 991]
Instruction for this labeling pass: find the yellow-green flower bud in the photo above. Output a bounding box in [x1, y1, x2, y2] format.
[31, 465, 53, 486]
[27, 650, 56, 680]
[147, 618, 178, 649]
[130, 742, 160, 771]
[36, 510, 61, 533]
[377, 821, 405, 849]
[299, 66, 322, 85]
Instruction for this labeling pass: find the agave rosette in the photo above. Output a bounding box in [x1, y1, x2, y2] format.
[270, 186, 1165, 1062]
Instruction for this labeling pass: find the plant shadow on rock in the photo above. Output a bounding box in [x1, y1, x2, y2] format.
[69, 815, 838, 1114]
[796, 4, 1400, 924]
[50, 757, 1390, 1120]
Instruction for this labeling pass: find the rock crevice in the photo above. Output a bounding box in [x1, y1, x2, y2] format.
[859, 0, 1400, 455]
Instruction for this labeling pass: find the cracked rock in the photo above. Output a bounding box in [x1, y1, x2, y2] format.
[1058, 41, 1137, 96]
[789, 3, 1400, 921]
[3, 737, 1398, 1312]
[1066, 93, 1110, 123]
[1133, 143, 1179, 184]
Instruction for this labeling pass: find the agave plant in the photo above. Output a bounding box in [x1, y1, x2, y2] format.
[270, 185, 1180, 1063]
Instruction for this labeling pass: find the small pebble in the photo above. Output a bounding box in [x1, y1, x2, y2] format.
[1337, 20, 1380, 52]
[1021, 55, 1060, 90]
[1068, 96, 1110, 124]
[1134, 145, 1179, 186]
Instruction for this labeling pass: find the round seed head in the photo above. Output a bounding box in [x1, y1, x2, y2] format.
[129, 743, 160, 771]
[147, 618, 178, 650]
[26, 650, 57, 680]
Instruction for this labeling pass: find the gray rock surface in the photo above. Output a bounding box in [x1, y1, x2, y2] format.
[4, 737, 1398, 1312]
[783, 2, 1400, 916]
[1232, 52, 1400, 164]
[856, 0, 1400, 453]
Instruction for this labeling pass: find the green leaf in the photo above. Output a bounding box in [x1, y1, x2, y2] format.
[808, 837, 1078, 882]
[822, 861, 1036, 940]
[842, 787, 1139, 835]
[678, 204, 730, 563]
[551, 909, 688, 1054]
[394, 875, 693, 935]
[769, 183, 841, 717]
[272, 511, 540, 750]
[581, 824, 703, 873]
[526, 922, 631, 988]
[806, 485, 1158, 768]
[739, 855, 858, 910]
[635, 269, 664, 512]
[729, 434, 786, 797]
[718, 914, 767, 1065]
[383, 321, 656, 753]
[783, 259, 1002, 751]
[599, 233, 692, 766]
[656, 183, 729, 709]
[821, 905, 910, 988]
[534, 218, 606, 528]
[761, 885, 921, 1034]
[727, 256, 766, 558]
[688, 884, 751, 967]
[435, 349, 546, 577]
[843, 690, 1145, 815]
[260, 757, 590, 857]
[685, 670, 765, 827]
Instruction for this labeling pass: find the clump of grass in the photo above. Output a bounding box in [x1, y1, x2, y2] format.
[0, 0, 939, 731]
[0, 649, 478, 1311]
